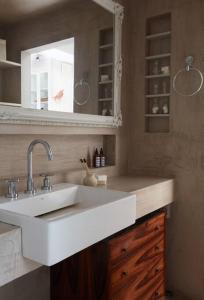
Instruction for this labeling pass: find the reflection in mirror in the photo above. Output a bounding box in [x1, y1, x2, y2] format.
[29, 38, 75, 112]
[0, 0, 114, 116]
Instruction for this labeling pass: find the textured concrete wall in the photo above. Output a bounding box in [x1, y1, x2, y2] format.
[125, 0, 204, 298]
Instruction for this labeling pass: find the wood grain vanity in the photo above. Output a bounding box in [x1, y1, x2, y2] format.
[51, 211, 166, 300]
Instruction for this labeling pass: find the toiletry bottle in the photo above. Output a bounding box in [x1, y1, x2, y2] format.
[152, 60, 159, 75]
[94, 148, 100, 168]
[102, 108, 107, 116]
[106, 108, 111, 116]
[152, 99, 159, 114]
[153, 83, 159, 95]
[162, 100, 169, 114]
[162, 81, 167, 94]
[100, 148, 106, 167]
[104, 87, 109, 99]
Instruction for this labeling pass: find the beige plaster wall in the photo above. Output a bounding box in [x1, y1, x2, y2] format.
[124, 0, 204, 298]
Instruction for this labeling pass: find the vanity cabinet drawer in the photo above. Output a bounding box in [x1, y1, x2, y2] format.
[109, 212, 165, 265]
[111, 270, 165, 300]
[110, 252, 164, 291]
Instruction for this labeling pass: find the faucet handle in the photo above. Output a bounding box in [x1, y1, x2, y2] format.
[40, 174, 52, 191]
[5, 178, 20, 199]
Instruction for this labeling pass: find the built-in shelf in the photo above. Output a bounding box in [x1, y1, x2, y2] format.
[145, 74, 170, 79]
[0, 59, 21, 69]
[98, 98, 113, 102]
[146, 31, 171, 40]
[98, 80, 113, 85]
[90, 164, 115, 170]
[145, 114, 170, 118]
[145, 53, 171, 60]
[145, 13, 171, 133]
[98, 27, 114, 116]
[98, 63, 113, 68]
[146, 93, 170, 98]
[99, 43, 113, 50]
[0, 101, 21, 107]
[41, 98, 48, 103]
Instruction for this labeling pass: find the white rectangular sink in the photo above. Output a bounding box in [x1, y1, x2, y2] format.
[0, 184, 136, 266]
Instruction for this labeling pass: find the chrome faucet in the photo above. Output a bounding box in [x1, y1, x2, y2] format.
[26, 139, 53, 195]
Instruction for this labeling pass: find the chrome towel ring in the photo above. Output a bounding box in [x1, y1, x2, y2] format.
[74, 79, 90, 106]
[173, 56, 203, 97]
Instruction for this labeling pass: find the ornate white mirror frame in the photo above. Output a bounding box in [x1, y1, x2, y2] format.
[0, 0, 124, 128]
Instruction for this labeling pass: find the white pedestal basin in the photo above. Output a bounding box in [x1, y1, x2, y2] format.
[0, 184, 136, 266]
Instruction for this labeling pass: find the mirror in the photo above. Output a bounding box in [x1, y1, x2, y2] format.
[0, 0, 123, 127]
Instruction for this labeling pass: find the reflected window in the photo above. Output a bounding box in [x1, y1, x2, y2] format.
[25, 38, 74, 112]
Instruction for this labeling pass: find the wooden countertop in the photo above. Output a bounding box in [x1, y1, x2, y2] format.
[0, 175, 174, 286]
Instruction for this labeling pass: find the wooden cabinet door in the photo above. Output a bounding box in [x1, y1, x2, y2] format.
[51, 247, 95, 300]
[51, 241, 109, 300]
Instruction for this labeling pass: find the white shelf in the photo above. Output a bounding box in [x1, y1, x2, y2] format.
[40, 98, 48, 103]
[146, 31, 171, 40]
[145, 53, 171, 60]
[99, 80, 113, 85]
[146, 93, 170, 98]
[98, 63, 113, 68]
[145, 114, 170, 118]
[145, 74, 170, 79]
[0, 59, 21, 69]
[0, 101, 21, 107]
[99, 43, 113, 50]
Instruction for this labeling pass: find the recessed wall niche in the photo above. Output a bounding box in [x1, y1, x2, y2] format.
[145, 13, 171, 133]
[98, 27, 114, 116]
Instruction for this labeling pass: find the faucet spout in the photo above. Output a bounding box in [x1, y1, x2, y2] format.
[26, 139, 53, 195]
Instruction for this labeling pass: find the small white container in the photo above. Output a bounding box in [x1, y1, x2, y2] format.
[101, 74, 109, 82]
[96, 175, 107, 187]
[162, 103, 169, 114]
[0, 39, 6, 60]
[161, 66, 170, 75]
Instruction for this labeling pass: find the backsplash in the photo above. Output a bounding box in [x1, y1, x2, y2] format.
[0, 134, 118, 195]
